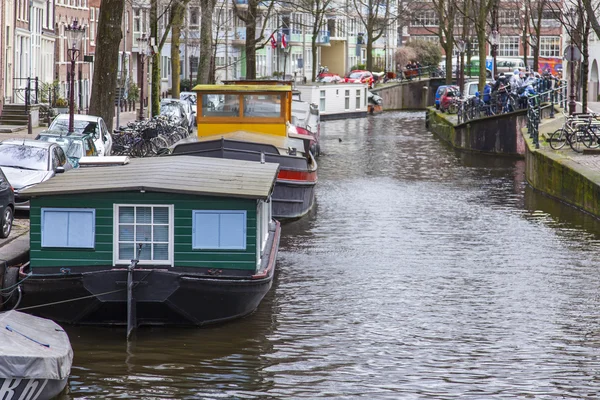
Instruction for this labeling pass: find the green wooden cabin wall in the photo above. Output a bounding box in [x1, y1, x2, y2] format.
[29, 191, 258, 270]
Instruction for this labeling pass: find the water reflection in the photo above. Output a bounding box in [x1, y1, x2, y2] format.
[61, 111, 600, 399]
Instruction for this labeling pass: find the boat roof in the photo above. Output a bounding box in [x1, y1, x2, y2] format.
[21, 155, 279, 199]
[192, 84, 292, 93]
[0, 310, 72, 380]
[52, 114, 102, 122]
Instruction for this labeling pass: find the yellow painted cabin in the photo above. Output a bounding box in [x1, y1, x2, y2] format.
[192, 84, 293, 137]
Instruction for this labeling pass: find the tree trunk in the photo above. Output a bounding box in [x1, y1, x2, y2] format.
[477, 29, 487, 92]
[244, 2, 258, 79]
[444, 44, 453, 85]
[170, 1, 185, 98]
[311, 39, 318, 82]
[582, 22, 590, 112]
[366, 35, 373, 71]
[150, 0, 160, 116]
[198, 0, 215, 84]
[89, 0, 125, 132]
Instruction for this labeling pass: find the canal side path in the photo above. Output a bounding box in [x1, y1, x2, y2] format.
[519, 102, 600, 218]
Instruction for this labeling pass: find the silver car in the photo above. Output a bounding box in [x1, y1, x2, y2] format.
[0, 140, 72, 210]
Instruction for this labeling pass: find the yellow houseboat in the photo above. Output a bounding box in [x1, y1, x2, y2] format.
[171, 84, 318, 221]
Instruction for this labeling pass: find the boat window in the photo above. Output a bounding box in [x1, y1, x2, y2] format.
[192, 210, 247, 250]
[201, 94, 240, 117]
[41, 208, 96, 248]
[243, 95, 282, 118]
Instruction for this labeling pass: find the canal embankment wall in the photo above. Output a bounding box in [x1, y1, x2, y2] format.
[426, 108, 528, 156]
[523, 116, 600, 218]
[371, 78, 445, 110]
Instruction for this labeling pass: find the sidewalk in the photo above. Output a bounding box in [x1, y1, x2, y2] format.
[0, 111, 139, 140]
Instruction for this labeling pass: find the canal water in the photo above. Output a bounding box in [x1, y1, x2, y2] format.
[59, 112, 600, 399]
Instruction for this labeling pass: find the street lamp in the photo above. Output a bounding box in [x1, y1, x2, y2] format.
[490, 30, 500, 78]
[530, 34, 538, 72]
[456, 39, 466, 97]
[137, 34, 150, 121]
[65, 20, 85, 133]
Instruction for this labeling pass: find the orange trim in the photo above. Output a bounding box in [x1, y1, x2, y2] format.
[277, 170, 318, 182]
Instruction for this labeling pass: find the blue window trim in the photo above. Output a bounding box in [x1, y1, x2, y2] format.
[41, 208, 96, 249]
[192, 210, 247, 250]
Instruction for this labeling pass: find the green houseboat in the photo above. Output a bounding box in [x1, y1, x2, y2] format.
[15, 156, 281, 328]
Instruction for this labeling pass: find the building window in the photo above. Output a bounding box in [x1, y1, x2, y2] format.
[498, 36, 519, 57]
[190, 7, 199, 28]
[90, 8, 95, 43]
[498, 10, 519, 26]
[41, 208, 95, 248]
[192, 210, 247, 250]
[411, 11, 439, 27]
[410, 36, 438, 44]
[319, 90, 326, 111]
[345, 89, 350, 110]
[133, 9, 141, 33]
[356, 89, 361, 109]
[114, 205, 173, 265]
[539, 36, 560, 57]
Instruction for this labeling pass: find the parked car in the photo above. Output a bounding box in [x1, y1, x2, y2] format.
[0, 140, 72, 210]
[179, 92, 198, 126]
[160, 101, 191, 133]
[0, 168, 14, 238]
[317, 73, 343, 83]
[439, 86, 460, 112]
[345, 70, 374, 88]
[48, 114, 113, 156]
[162, 99, 195, 131]
[435, 85, 452, 109]
[464, 81, 479, 99]
[36, 130, 98, 167]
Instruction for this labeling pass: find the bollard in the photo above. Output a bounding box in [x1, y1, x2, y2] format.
[549, 92, 555, 118]
[422, 86, 428, 109]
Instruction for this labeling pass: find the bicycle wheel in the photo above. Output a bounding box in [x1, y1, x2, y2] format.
[568, 127, 589, 153]
[585, 126, 600, 149]
[549, 129, 567, 150]
[448, 103, 458, 114]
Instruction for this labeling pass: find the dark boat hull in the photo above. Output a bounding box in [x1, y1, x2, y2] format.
[170, 139, 317, 220]
[18, 223, 280, 327]
[0, 377, 68, 400]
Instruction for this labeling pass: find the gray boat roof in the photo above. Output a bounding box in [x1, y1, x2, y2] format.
[0, 310, 73, 380]
[21, 155, 280, 200]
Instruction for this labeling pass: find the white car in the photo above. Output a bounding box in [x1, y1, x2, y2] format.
[48, 114, 113, 156]
[161, 99, 194, 132]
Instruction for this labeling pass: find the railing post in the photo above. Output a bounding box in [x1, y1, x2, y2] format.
[35, 77, 39, 104]
[549, 88, 555, 118]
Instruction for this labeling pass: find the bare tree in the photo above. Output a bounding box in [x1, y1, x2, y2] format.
[352, 0, 399, 72]
[232, 0, 276, 79]
[410, 0, 457, 84]
[198, 0, 218, 84]
[89, 0, 126, 131]
[170, 0, 188, 98]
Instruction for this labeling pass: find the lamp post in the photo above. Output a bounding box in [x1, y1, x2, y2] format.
[137, 34, 150, 121]
[490, 30, 500, 79]
[456, 39, 466, 97]
[530, 34, 538, 72]
[565, 8, 578, 115]
[65, 20, 85, 134]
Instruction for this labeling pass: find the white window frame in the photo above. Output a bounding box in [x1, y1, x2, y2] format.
[355, 89, 361, 109]
[344, 89, 350, 110]
[41, 208, 96, 248]
[113, 204, 174, 266]
[539, 36, 560, 57]
[412, 10, 439, 27]
[498, 36, 520, 57]
[319, 90, 326, 111]
[192, 210, 247, 250]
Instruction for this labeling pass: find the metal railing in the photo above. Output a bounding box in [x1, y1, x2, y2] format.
[453, 79, 567, 125]
[12, 77, 39, 111]
[527, 82, 568, 149]
[400, 65, 443, 81]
